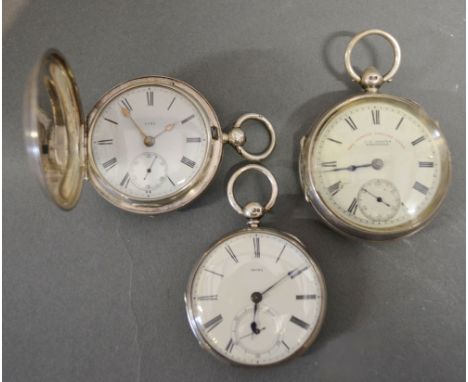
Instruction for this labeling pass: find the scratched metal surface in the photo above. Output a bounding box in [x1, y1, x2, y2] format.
[3, 1, 465, 381]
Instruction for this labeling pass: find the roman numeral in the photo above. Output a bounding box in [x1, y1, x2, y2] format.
[181, 114, 195, 124]
[347, 198, 358, 215]
[371, 109, 380, 125]
[253, 236, 260, 258]
[181, 156, 196, 168]
[146, 90, 154, 106]
[225, 245, 239, 263]
[290, 315, 310, 330]
[345, 116, 358, 131]
[289, 266, 309, 279]
[275, 244, 286, 263]
[186, 137, 201, 143]
[167, 97, 176, 110]
[328, 181, 342, 196]
[197, 295, 218, 301]
[120, 172, 130, 188]
[321, 161, 337, 167]
[413, 181, 429, 195]
[102, 157, 117, 171]
[411, 136, 426, 146]
[395, 116, 404, 130]
[225, 338, 235, 353]
[104, 117, 118, 125]
[96, 139, 113, 145]
[281, 340, 290, 351]
[121, 98, 132, 112]
[204, 314, 223, 332]
[203, 268, 224, 278]
[167, 175, 175, 186]
[327, 137, 342, 144]
[419, 161, 434, 168]
[296, 294, 317, 300]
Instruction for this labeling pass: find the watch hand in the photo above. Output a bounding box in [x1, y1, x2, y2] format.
[250, 291, 262, 334]
[324, 158, 384, 172]
[325, 163, 373, 172]
[153, 122, 177, 139]
[239, 327, 266, 339]
[260, 273, 291, 295]
[259, 265, 308, 296]
[121, 107, 155, 147]
[362, 188, 391, 207]
[144, 156, 158, 180]
[250, 320, 261, 335]
[251, 302, 260, 334]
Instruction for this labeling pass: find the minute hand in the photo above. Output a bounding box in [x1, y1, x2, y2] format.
[325, 163, 373, 172]
[260, 266, 309, 296]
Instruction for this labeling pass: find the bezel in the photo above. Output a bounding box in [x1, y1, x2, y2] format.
[299, 93, 452, 241]
[184, 227, 327, 367]
[86, 76, 223, 214]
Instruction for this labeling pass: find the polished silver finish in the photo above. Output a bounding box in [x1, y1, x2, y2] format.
[344, 29, 401, 92]
[23, 50, 86, 210]
[226, 164, 278, 227]
[299, 30, 451, 241]
[223, 113, 276, 161]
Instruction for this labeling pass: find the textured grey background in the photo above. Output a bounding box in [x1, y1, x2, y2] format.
[3, 1, 465, 381]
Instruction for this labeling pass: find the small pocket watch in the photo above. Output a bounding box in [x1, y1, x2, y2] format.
[23, 50, 275, 214]
[185, 164, 326, 366]
[299, 29, 451, 240]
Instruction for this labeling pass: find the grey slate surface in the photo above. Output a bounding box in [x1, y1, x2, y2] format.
[3, 1, 465, 381]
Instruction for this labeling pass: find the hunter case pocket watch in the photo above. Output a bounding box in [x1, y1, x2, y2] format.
[23, 50, 275, 214]
[185, 164, 326, 366]
[299, 29, 451, 240]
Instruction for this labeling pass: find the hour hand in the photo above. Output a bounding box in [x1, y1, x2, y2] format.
[323, 158, 383, 172]
[153, 122, 177, 139]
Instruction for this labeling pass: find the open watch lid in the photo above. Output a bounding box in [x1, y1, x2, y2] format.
[23, 50, 85, 210]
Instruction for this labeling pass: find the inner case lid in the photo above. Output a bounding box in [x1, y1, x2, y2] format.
[23, 49, 85, 210]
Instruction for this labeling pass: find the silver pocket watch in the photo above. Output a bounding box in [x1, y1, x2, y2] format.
[23, 50, 276, 214]
[185, 164, 326, 366]
[299, 29, 451, 240]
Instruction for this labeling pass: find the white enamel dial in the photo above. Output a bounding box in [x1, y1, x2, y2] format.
[90, 84, 209, 200]
[186, 230, 325, 366]
[311, 99, 444, 229]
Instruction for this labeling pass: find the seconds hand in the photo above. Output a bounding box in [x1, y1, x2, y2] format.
[144, 155, 158, 180]
[239, 327, 266, 340]
[361, 188, 391, 207]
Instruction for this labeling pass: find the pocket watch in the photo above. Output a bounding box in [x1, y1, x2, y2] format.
[185, 164, 326, 366]
[299, 29, 451, 240]
[23, 50, 276, 214]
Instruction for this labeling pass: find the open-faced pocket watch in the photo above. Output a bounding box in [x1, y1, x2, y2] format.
[299, 29, 451, 240]
[23, 50, 276, 214]
[185, 164, 326, 366]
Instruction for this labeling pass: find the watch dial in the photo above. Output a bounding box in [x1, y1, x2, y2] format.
[310, 98, 447, 230]
[90, 84, 209, 200]
[187, 230, 325, 366]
